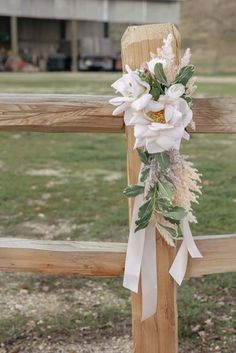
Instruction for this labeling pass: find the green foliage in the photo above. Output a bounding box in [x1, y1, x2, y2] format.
[150, 80, 164, 100]
[123, 185, 144, 197]
[135, 186, 157, 232]
[154, 62, 168, 85]
[157, 222, 179, 238]
[174, 65, 195, 86]
[162, 206, 187, 223]
[157, 180, 173, 201]
[140, 167, 150, 182]
[155, 152, 171, 171]
[137, 148, 149, 165]
[132, 149, 188, 233]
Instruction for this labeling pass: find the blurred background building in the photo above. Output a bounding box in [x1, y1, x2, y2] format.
[0, 0, 183, 71]
[0, 0, 235, 74]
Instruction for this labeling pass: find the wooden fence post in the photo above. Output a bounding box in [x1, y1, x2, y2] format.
[122, 24, 181, 353]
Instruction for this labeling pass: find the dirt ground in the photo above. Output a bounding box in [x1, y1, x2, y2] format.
[0, 273, 235, 353]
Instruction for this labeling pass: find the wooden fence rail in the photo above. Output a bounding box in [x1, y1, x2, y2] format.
[0, 94, 235, 133]
[0, 23, 235, 353]
[0, 234, 235, 277]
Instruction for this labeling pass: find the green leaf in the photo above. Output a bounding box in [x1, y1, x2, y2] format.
[137, 148, 149, 165]
[135, 219, 150, 232]
[163, 217, 180, 226]
[138, 71, 152, 85]
[157, 197, 172, 211]
[158, 180, 173, 201]
[155, 152, 170, 171]
[135, 197, 155, 232]
[138, 198, 153, 220]
[183, 95, 193, 108]
[174, 65, 195, 86]
[150, 85, 161, 100]
[150, 80, 164, 100]
[123, 185, 144, 198]
[154, 63, 168, 85]
[163, 206, 187, 221]
[140, 167, 150, 182]
[158, 223, 179, 238]
[146, 185, 156, 200]
[184, 96, 192, 104]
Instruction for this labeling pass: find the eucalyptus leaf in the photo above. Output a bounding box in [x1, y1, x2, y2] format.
[154, 63, 168, 85]
[123, 185, 144, 198]
[174, 65, 195, 86]
[137, 148, 149, 165]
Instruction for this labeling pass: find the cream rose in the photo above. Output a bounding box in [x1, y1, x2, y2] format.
[165, 83, 185, 100]
[109, 65, 152, 125]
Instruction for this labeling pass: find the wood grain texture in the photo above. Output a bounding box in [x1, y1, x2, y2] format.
[122, 23, 179, 353]
[192, 97, 236, 133]
[184, 234, 236, 278]
[0, 239, 126, 276]
[0, 94, 124, 133]
[0, 234, 235, 276]
[0, 94, 235, 133]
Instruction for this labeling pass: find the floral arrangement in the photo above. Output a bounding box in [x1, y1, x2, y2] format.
[110, 34, 201, 246]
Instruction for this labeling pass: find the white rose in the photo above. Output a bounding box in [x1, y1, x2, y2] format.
[130, 94, 193, 153]
[109, 65, 152, 124]
[112, 67, 149, 99]
[147, 58, 166, 75]
[166, 83, 185, 100]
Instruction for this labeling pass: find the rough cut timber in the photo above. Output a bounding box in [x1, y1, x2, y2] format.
[0, 94, 235, 133]
[0, 235, 235, 277]
[122, 23, 180, 353]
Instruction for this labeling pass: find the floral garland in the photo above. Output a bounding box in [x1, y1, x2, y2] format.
[110, 34, 201, 246]
[109, 34, 203, 321]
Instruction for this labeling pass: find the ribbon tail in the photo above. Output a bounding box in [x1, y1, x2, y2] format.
[169, 240, 188, 285]
[141, 223, 157, 321]
[169, 218, 202, 285]
[123, 192, 146, 293]
[180, 218, 202, 258]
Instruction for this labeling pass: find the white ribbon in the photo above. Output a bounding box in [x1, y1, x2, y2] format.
[169, 218, 202, 285]
[123, 191, 157, 320]
[123, 170, 203, 320]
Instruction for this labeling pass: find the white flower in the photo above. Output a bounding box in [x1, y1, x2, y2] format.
[109, 65, 152, 124]
[165, 83, 185, 100]
[110, 36, 195, 155]
[126, 85, 192, 153]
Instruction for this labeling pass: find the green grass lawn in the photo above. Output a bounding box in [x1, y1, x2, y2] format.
[0, 73, 235, 352]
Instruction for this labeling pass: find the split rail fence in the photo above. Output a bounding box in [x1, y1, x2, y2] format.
[0, 24, 236, 353]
